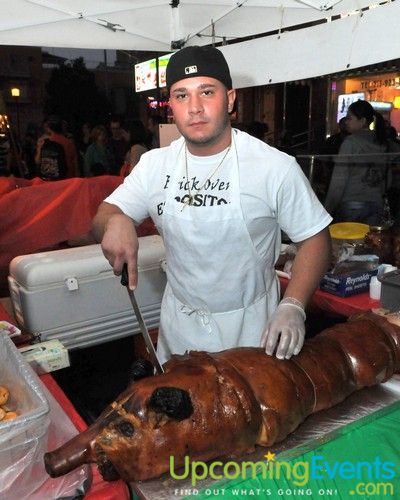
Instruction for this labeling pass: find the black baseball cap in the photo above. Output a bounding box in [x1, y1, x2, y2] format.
[166, 45, 232, 90]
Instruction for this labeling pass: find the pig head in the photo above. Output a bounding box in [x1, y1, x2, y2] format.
[44, 351, 262, 481]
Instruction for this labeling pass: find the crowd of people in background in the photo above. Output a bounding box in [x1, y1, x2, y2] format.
[1, 103, 400, 225]
[0, 114, 165, 180]
[1, 113, 277, 180]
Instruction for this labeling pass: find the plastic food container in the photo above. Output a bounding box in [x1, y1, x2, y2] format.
[0, 332, 91, 498]
[329, 222, 370, 262]
[0, 331, 50, 495]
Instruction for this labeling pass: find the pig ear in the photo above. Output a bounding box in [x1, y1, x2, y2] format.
[148, 387, 193, 420]
[129, 358, 154, 381]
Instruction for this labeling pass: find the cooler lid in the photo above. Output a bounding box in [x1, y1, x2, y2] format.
[9, 235, 165, 288]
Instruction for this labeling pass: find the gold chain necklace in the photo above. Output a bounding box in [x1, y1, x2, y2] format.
[182, 145, 231, 210]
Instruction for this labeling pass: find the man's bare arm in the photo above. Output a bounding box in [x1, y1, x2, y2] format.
[92, 202, 139, 289]
[285, 227, 332, 305]
[92, 202, 123, 241]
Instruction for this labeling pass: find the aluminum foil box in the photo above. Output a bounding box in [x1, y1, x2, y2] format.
[8, 235, 166, 350]
[319, 269, 378, 297]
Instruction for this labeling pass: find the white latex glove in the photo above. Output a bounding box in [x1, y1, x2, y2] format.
[260, 300, 306, 360]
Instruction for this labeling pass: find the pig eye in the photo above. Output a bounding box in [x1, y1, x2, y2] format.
[148, 387, 193, 420]
[115, 419, 135, 437]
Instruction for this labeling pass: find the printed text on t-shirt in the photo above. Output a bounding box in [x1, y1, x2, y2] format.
[157, 174, 230, 214]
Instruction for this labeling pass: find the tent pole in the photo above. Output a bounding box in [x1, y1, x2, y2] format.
[307, 80, 313, 152]
[282, 82, 287, 133]
[103, 50, 109, 99]
[325, 76, 332, 138]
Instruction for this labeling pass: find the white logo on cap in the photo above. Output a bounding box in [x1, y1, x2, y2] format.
[185, 65, 198, 75]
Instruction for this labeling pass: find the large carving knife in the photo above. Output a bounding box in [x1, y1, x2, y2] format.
[121, 264, 164, 374]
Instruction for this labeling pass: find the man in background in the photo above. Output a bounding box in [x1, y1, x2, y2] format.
[147, 115, 163, 149]
[0, 132, 11, 176]
[321, 117, 349, 155]
[108, 116, 130, 174]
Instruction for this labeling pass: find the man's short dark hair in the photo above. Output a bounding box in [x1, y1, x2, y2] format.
[110, 115, 124, 127]
[45, 115, 63, 134]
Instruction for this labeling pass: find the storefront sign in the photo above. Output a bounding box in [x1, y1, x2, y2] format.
[360, 77, 400, 90]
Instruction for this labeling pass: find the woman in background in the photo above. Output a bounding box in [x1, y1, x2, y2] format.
[84, 125, 112, 176]
[325, 100, 390, 225]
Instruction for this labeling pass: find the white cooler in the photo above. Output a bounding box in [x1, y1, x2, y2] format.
[8, 235, 167, 350]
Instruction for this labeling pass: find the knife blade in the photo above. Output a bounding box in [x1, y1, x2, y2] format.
[121, 264, 164, 374]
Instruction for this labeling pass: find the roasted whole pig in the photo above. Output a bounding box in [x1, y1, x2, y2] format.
[44, 311, 400, 482]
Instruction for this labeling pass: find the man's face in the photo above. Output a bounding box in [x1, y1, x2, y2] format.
[43, 122, 51, 135]
[110, 121, 122, 139]
[169, 76, 236, 154]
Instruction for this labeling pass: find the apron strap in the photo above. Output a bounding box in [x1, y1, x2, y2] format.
[179, 304, 213, 334]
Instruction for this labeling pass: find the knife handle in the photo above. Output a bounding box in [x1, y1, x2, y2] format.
[121, 263, 129, 287]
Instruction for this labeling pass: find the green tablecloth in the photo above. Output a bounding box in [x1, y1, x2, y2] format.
[189, 405, 400, 500]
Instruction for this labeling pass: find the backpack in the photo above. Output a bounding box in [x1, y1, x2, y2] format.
[39, 139, 67, 180]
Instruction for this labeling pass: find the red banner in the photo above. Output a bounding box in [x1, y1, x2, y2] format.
[0, 176, 157, 296]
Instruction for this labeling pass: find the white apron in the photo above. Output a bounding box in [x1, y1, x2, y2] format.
[157, 131, 279, 363]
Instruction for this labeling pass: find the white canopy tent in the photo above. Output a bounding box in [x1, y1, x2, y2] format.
[0, 0, 398, 88]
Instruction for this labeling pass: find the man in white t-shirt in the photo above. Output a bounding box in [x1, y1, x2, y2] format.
[92, 46, 332, 364]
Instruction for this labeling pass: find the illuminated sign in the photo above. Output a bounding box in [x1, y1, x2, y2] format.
[135, 58, 157, 92]
[393, 96, 400, 109]
[360, 77, 400, 90]
[337, 92, 365, 121]
[369, 101, 393, 111]
[158, 52, 174, 88]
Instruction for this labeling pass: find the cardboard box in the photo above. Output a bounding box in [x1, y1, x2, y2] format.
[19, 339, 70, 374]
[320, 269, 378, 297]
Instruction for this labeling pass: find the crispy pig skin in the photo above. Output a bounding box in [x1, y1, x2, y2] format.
[44, 312, 400, 482]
